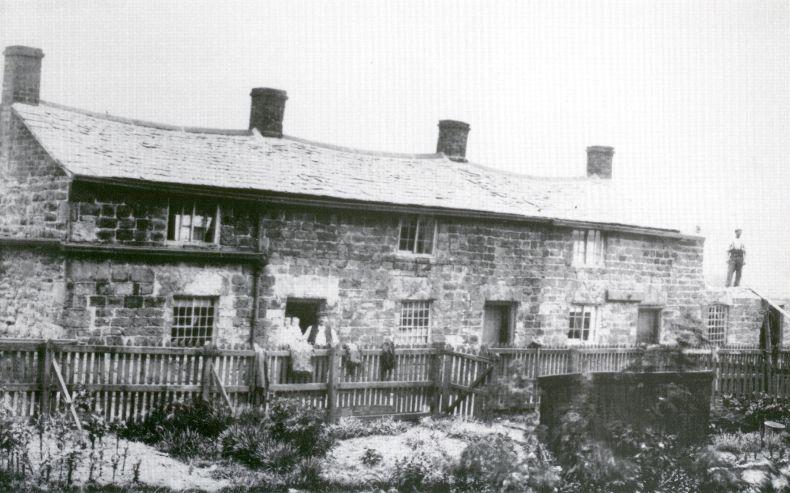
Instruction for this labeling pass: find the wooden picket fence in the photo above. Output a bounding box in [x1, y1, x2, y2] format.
[1, 339, 788, 423]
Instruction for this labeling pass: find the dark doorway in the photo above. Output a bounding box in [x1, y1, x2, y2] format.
[285, 298, 324, 335]
[637, 308, 661, 344]
[760, 304, 782, 353]
[483, 302, 514, 346]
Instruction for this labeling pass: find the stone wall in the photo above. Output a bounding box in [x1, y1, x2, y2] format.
[541, 232, 706, 345]
[0, 247, 67, 339]
[0, 114, 70, 239]
[258, 206, 706, 347]
[63, 258, 255, 345]
[69, 181, 259, 250]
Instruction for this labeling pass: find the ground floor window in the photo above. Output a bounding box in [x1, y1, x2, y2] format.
[707, 304, 728, 345]
[171, 296, 216, 346]
[568, 305, 597, 341]
[397, 300, 432, 346]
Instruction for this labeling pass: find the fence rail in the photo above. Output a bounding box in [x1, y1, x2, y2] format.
[1, 340, 788, 422]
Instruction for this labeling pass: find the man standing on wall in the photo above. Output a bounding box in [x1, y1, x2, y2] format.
[726, 228, 746, 287]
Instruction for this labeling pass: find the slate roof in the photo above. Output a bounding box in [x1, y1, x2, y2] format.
[12, 101, 679, 233]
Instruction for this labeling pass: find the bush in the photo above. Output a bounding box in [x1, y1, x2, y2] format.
[390, 449, 452, 493]
[158, 428, 218, 459]
[219, 398, 333, 473]
[119, 398, 232, 444]
[360, 447, 383, 467]
[453, 434, 520, 491]
[711, 393, 790, 433]
[327, 416, 409, 439]
[266, 398, 333, 457]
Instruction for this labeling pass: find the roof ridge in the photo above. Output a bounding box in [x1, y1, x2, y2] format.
[279, 134, 446, 160]
[460, 159, 594, 182]
[29, 101, 251, 136]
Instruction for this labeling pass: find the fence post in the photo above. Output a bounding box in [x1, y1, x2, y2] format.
[201, 346, 215, 402]
[326, 345, 341, 422]
[568, 347, 580, 374]
[38, 340, 53, 417]
[430, 343, 444, 416]
[441, 345, 452, 415]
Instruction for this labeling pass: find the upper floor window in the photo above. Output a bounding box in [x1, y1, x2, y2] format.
[397, 300, 432, 346]
[171, 296, 216, 347]
[167, 202, 220, 244]
[568, 305, 597, 342]
[399, 216, 436, 255]
[572, 229, 604, 266]
[707, 304, 728, 345]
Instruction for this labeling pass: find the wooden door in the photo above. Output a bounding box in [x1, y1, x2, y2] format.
[637, 308, 660, 344]
[483, 304, 511, 346]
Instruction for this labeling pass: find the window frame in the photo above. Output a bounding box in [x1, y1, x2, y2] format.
[170, 296, 218, 347]
[166, 200, 221, 245]
[396, 300, 432, 346]
[567, 304, 598, 343]
[572, 229, 605, 266]
[397, 216, 437, 256]
[706, 303, 729, 346]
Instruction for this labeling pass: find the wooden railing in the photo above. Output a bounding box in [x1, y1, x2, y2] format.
[1, 340, 788, 423]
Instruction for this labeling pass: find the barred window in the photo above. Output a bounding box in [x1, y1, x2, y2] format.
[171, 297, 216, 346]
[707, 304, 728, 345]
[572, 229, 604, 266]
[399, 216, 436, 254]
[167, 202, 220, 244]
[568, 305, 597, 341]
[397, 300, 431, 345]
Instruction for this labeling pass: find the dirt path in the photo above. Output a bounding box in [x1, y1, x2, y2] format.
[25, 432, 229, 492]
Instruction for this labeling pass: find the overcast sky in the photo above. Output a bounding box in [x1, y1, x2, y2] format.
[2, 0, 789, 297]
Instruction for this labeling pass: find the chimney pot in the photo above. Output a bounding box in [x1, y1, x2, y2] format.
[2, 46, 44, 105]
[249, 87, 288, 138]
[586, 145, 614, 178]
[436, 120, 470, 162]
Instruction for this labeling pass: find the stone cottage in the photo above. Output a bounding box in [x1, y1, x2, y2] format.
[0, 46, 724, 348]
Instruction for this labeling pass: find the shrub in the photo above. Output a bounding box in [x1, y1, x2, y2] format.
[119, 398, 232, 444]
[360, 447, 383, 467]
[453, 434, 520, 491]
[266, 398, 333, 457]
[390, 449, 452, 492]
[219, 398, 333, 473]
[711, 393, 790, 433]
[158, 428, 218, 459]
[327, 416, 409, 440]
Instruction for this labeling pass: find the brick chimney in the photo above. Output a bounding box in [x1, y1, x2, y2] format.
[586, 146, 614, 178]
[249, 88, 287, 138]
[2, 46, 44, 106]
[436, 120, 470, 162]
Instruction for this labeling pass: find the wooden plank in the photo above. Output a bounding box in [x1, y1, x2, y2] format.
[269, 383, 328, 392]
[445, 364, 493, 414]
[51, 359, 81, 430]
[326, 345, 340, 421]
[338, 380, 434, 390]
[210, 365, 234, 412]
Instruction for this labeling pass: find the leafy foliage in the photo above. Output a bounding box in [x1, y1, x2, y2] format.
[453, 434, 521, 491]
[326, 415, 409, 439]
[711, 392, 790, 433]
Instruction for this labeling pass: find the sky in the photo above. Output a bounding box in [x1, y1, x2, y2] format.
[2, 0, 789, 297]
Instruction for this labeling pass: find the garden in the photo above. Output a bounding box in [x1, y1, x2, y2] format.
[1, 384, 789, 492]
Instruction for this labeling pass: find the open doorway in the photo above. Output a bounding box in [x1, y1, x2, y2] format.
[637, 307, 661, 344]
[760, 303, 782, 354]
[285, 298, 324, 336]
[482, 302, 515, 346]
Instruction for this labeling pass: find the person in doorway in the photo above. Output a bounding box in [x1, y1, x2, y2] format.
[726, 228, 746, 287]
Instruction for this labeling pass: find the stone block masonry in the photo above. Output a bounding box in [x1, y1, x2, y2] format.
[62, 259, 255, 346]
[0, 115, 70, 239]
[0, 248, 66, 339]
[259, 206, 706, 347]
[69, 181, 259, 250]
